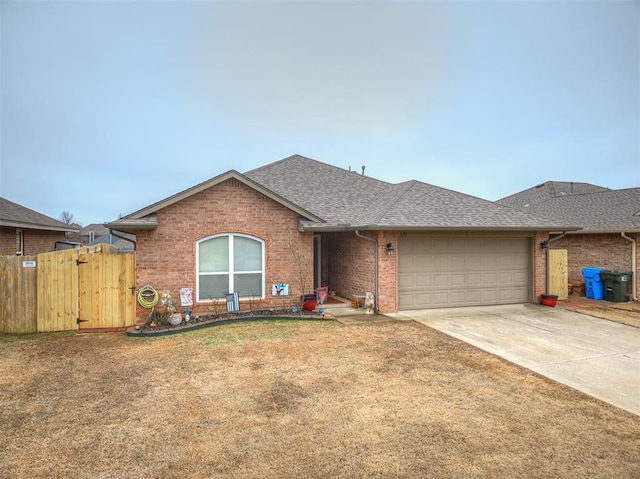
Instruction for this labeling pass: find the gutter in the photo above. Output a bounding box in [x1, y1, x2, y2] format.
[621, 232, 638, 301]
[355, 230, 379, 313]
[540, 231, 567, 296]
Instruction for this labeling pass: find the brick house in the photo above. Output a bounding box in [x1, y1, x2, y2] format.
[498, 182, 640, 300]
[106, 155, 576, 317]
[0, 197, 79, 256]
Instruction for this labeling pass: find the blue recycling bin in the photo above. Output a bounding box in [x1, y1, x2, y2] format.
[582, 267, 605, 300]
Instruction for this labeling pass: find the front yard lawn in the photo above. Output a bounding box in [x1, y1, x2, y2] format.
[1, 319, 638, 478]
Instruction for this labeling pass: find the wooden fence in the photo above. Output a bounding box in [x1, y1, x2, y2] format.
[549, 249, 568, 300]
[0, 255, 38, 333]
[0, 246, 136, 334]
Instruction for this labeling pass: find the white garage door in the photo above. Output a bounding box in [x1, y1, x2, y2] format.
[398, 234, 531, 310]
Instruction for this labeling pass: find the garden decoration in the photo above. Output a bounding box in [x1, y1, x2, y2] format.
[364, 292, 375, 314]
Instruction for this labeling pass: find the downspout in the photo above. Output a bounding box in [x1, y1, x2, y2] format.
[621, 232, 638, 301]
[355, 230, 378, 313]
[540, 231, 567, 296]
[109, 229, 137, 250]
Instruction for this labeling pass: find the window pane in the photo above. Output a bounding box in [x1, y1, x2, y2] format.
[234, 236, 262, 271]
[16, 231, 23, 254]
[199, 237, 229, 272]
[198, 274, 229, 300]
[234, 273, 262, 297]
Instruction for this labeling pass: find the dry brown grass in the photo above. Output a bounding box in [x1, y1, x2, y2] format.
[570, 299, 640, 329]
[1, 319, 638, 479]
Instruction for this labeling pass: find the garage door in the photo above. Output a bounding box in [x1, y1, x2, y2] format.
[398, 235, 531, 309]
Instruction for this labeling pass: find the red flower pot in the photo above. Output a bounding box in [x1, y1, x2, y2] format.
[541, 294, 558, 307]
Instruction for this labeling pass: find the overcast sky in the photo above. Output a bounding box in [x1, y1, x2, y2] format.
[1, 0, 638, 226]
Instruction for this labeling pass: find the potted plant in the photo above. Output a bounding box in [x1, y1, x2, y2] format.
[302, 293, 317, 311]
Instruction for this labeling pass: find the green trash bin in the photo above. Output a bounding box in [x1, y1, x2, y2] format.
[600, 270, 632, 302]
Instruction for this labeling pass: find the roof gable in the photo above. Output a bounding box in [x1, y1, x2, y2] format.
[107, 169, 323, 230]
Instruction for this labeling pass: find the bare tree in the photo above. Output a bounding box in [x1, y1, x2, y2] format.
[59, 211, 74, 225]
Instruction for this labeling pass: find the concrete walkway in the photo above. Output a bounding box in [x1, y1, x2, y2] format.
[389, 304, 640, 416]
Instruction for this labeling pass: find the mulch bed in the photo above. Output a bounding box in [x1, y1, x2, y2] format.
[127, 309, 333, 337]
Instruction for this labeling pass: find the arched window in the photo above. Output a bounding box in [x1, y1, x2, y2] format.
[197, 234, 265, 301]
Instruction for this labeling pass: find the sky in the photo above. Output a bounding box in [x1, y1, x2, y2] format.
[1, 0, 638, 226]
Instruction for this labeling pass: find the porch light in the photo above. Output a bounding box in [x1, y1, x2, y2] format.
[386, 242, 394, 256]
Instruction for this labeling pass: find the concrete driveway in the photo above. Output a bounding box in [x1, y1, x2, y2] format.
[391, 304, 640, 416]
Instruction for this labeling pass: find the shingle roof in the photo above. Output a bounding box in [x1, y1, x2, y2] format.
[357, 181, 570, 230]
[498, 181, 609, 209]
[87, 233, 136, 252]
[506, 187, 640, 233]
[246, 155, 577, 231]
[245, 155, 397, 225]
[0, 197, 78, 232]
[109, 155, 582, 232]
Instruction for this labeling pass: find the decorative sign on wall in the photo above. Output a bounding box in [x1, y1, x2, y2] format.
[22, 261, 36, 268]
[316, 286, 328, 305]
[272, 284, 289, 296]
[180, 288, 193, 306]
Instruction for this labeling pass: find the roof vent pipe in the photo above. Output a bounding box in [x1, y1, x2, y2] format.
[361, 165, 366, 175]
[621, 232, 638, 301]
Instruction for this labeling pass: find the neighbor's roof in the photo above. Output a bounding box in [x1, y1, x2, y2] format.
[0, 197, 78, 233]
[86, 233, 136, 252]
[497, 181, 610, 209]
[107, 155, 581, 232]
[504, 187, 640, 233]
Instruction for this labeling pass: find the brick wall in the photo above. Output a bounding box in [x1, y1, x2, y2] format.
[534, 231, 550, 301]
[0, 227, 66, 255]
[134, 179, 314, 319]
[377, 231, 398, 313]
[551, 232, 639, 298]
[324, 230, 398, 314]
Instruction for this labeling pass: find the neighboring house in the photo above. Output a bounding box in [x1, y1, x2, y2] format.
[498, 181, 610, 209]
[80, 223, 109, 244]
[86, 232, 136, 253]
[498, 183, 640, 300]
[106, 155, 577, 317]
[0, 197, 79, 256]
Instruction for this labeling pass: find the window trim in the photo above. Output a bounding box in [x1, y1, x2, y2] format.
[16, 229, 23, 256]
[196, 233, 265, 302]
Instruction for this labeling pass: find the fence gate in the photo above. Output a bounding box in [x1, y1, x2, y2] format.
[35, 246, 136, 332]
[77, 248, 136, 330]
[549, 249, 568, 300]
[37, 249, 79, 332]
